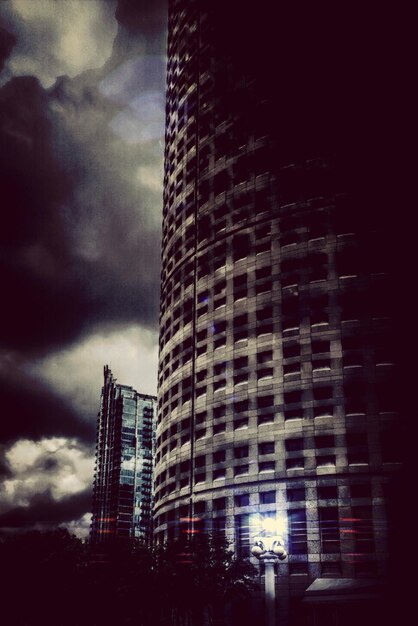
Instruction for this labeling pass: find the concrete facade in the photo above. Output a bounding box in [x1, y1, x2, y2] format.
[155, 1, 405, 622]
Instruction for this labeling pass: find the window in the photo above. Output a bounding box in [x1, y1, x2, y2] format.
[212, 516, 226, 535]
[214, 337, 226, 350]
[195, 427, 206, 440]
[256, 279, 272, 294]
[258, 413, 274, 425]
[213, 450, 226, 463]
[313, 386, 333, 401]
[350, 483, 371, 498]
[287, 487, 306, 502]
[260, 491, 276, 504]
[312, 358, 330, 370]
[319, 507, 340, 553]
[233, 233, 250, 261]
[214, 362, 226, 376]
[310, 294, 328, 325]
[234, 313, 248, 329]
[354, 561, 377, 577]
[257, 395, 274, 409]
[315, 435, 335, 448]
[235, 514, 250, 558]
[288, 509, 307, 554]
[284, 390, 302, 404]
[259, 461, 275, 472]
[234, 400, 248, 414]
[257, 350, 273, 364]
[234, 329, 248, 343]
[289, 563, 309, 576]
[180, 460, 190, 473]
[213, 423, 226, 435]
[283, 344, 300, 358]
[336, 247, 360, 278]
[308, 252, 327, 281]
[257, 306, 273, 322]
[194, 471, 206, 484]
[213, 320, 227, 334]
[234, 275, 247, 299]
[351, 506, 375, 553]
[284, 408, 303, 420]
[196, 369, 207, 383]
[257, 368, 273, 380]
[256, 322, 273, 336]
[234, 355, 248, 369]
[286, 457, 304, 470]
[194, 501, 205, 514]
[284, 362, 300, 375]
[195, 455, 205, 468]
[234, 464, 249, 476]
[285, 438, 304, 452]
[316, 455, 336, 467]
[234, 373, 248, 386]
[235, 494, 250, 507]
[321, 562, 342, 577]
[317, 485, 338, 499]
[347, 432, 368, 465]
[195, 411, 206, 424]
[259, 442, 275, 455]
[213, 405, 226, 419]
[213, 468, 226, 480]
[213, 497, 226, 511]
[344, 381, 366, 414]
[343, 352, 363, 367]
[234, 417, 248, 429]
[234, 445, 249, 459]
[214, 379, 226, 392]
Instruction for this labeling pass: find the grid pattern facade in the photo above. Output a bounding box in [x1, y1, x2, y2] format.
[155, 0, 403, 608]
[91, 366, 156, 544]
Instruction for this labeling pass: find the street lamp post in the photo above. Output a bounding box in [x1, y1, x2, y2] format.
[251, 518, 287, 626]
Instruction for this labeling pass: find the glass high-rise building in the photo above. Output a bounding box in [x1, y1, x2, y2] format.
[155, 0, 405, 621]
[90, 366, 156, 544]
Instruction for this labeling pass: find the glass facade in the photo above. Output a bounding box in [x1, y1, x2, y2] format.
[90, 366, 156, 544]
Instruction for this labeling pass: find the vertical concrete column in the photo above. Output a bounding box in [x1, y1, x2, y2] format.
[264, 560, 276, 626]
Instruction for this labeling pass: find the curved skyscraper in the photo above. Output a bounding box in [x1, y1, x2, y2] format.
[155, 0, 404, 621]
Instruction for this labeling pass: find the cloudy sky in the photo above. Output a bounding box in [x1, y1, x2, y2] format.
[0, 0, 167, 537]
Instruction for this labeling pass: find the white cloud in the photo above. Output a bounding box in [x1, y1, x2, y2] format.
[0, 437, 94, 511]
[61, 511, 92, 539]
[109, 90, 165, 144]
[6, 0, 118, 87]
[28, 325, 158, 422]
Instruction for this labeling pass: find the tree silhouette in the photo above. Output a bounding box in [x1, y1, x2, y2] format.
[0, 530, 257, 626]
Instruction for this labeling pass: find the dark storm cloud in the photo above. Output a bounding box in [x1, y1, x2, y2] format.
[0, 25, 15, 72]
[0, 488, 91, 529]
[116, 0, 167, 42]
[0, 453, 12, 478]
[0, 0, 167, 533]
[0, 69, 162, 356]
[0, 364, 95, 445]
